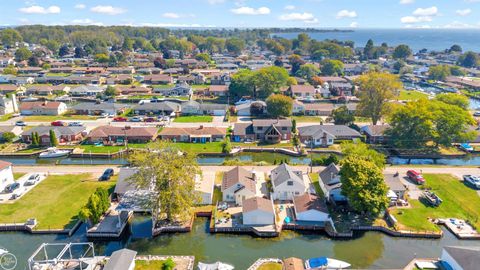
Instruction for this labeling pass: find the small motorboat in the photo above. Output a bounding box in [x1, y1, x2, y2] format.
[0, 248, 8, 255]
[39, 147, 70, 158]
[305, 257, 351, 269]
[198, 262, 234, 270]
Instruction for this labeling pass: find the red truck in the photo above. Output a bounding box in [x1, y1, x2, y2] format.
[407, 170, 425, 185]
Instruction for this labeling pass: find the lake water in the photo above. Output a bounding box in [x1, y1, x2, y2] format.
[2, 218, 480, 270]
[273, 29, 480, 52]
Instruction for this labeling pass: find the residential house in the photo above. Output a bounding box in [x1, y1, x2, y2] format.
[20, 101, 67, 116]
[289, 85, 316, 99]
[0, 94, 18, 115]
[154, 82, 192, 97]
[113, 168, 138, 200]
[0, 85, 21, 94]
[292, 100, 306, 115]
[159, 126, 226, 143]
[318, 163, 347, 204]
[25, 85, 70, 96]
[195, 174, 214, 205]
[133, 101, 181, 116]
[303, 103, 335, 116]
[206, 85, 229, 97]
[116, 86, 151, 96]
[441, 246, 480, 270]
[235, 101, 266, 117]
[384, 173, 407, 204]
[177, 73, 206, 85]
[70, 85, 105, 97]
[71, 102, 129, 116]
[86, 126, 158, 144]
[210, 72, 231, 85]
[271, 163, 308, 201]
[0, 125, 23, 137]
[233, 119, 292, 143]
[21, 126, 86, 145]
[343, 63, 367, 76]
[64, 76, 101, 85]
[242, 196, 275, 226]
[143, 74, 173, 85]
[298, 125, 362, 147]
[361, 125, 390, 144]
[106, 75, 133, 85]
[292, 193, 330, 223]
[221, 166, 259, 205]
[181, 100, 228, 116]
[103, 248, 137, 270]
[0, 160, 14, 193]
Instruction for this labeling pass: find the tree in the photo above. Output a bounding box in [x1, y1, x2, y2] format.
[250, 101, 265, 116]
[393, 44, 412, 59]
[288, 54, 305, 75]
[295, 64, 320, 81]
[252, 66, 289, 98]
[162, 258, 176, 270]
[229, 69, 255, 98]
[195, 53, 210, 62]
[104, 86, 118, 97]
[449, 65, 466, 76]
[356, 72, 402, 125]
[2, 132, 15, 143]
[428, 65, 451, 81]
[340, 157, 389, 215]
[266, 94, 293, 118]
[321, 59, 344, 76]
[128, 142, 201, 222]
[94, 53, 109, 63]
[225, 38, 245, 55]
[74, 47, 87, 58]
[341, 141, 386, 169]
[2, 65, 17, 75]
[458, 51, 479, 68]
[435, 93, 469, 110]
[332, 105, 355, 125]
[79, 187, 110, 225]
[291, 119, 297, 133]
[363, 39, 375, 59]
[58, 44, 70, 57]
[222, 137, 232, 154]
[31, 132, 40, 147]
[28, 55, 40, 67]
[0, 29, 22, 48]
[15, 47, 32, 62]
[49, 129, 58, 146]
[449, 44, 462, 53]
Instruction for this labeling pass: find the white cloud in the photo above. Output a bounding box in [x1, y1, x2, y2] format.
[456, 9, 471, 16]
[90, 5, 126, 15]
[230, 6, 270, 15]
[163, 13, 181, 19]
[350, 22, 359, 28]
[336, 10, 357, 19]
[400, 16, 432, 23]
[19, 5, 61, 14]
[284, 5, 295, 10]
[399, 0, 414, 4]
[412, 6, 438, 17]
[74, 4, 86, 9]
[71, 19, 103, 26]
[279, 12, 318, 23]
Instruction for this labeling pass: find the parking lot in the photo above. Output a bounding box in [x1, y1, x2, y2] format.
[0, 173, 46, 204]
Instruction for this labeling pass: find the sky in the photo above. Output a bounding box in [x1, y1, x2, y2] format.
[2, 0, 480, 29]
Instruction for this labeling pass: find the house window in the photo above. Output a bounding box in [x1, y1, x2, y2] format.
[282, 127, 287, 131]
[257, 127, 263, 130]
[287, 181, 293, 186]
[295, 192, 299, 195]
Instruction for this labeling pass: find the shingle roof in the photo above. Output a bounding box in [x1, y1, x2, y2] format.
[134, 101, 180, 112]
[21, 126, 85, 137]
[20, 101, 64, 110]
[114, 168, 138, 195]
[298, 125, 361, 139]
[159, 126, 226, 137]
[0, 160, 12, 170]
[252, 119, 292, 128]
[88, 126, 158, 139]
[444, 246, 480, 270]
[290, 85, 316, 93]
[242, 196, 273, 214]
[293, 193, 328, 214]
[222, 166, 256, 193]
[319, 163, 341, 189]
[103, 249, 137, 270]
[271, 163, 303, 187]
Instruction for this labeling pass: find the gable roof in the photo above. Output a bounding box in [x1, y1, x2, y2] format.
[444, 246, 480, 270]
[159, 126, 226, 137]
[293, 193, 328, 214]
[242, 196, 273, 214]
[222, 166, 256, 193]
[114, 168, 138, 195]
[88, 126, 158, 139]
[21, 125, 85, 137]
[319, 163, 341, 187]
[290, 85, 316, 93]
[298, 125, 361, 139]
[104, 249, 137, 270]
[252, 119, 292, 128]
[20, 101, 64, 110]
[0, 160, 12, 170]
[271, 163, 303, 187]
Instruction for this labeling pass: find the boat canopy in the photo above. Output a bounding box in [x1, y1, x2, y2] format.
[307, 257, 328, 268]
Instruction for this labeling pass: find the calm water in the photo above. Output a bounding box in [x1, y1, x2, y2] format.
[1, 218, 480, 270]
[273, 29, 480, 52]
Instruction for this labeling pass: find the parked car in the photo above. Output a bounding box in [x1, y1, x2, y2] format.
[99, 113, 109, 118]
[407, 170, 425, 185]
[130, 116, 143, 122]
[4, 182, 20, 193]
[113, 117, 128, 122]
[28, 173, 40, 182]
[100, 168, 114, 181]
[15, 121, 26, 126]
[463, 175, 480, 189]
[474, 111, 480, 117]
[68, 122, 83, 127]
[234, 97, 251, 105]
[9, 193, 20, 200]
[144, 117, 156, 122]
[51, 121, 66, 126]
[24, 180, 36, 186]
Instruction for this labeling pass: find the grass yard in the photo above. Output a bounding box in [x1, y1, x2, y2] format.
[257, 263, 283, 270]
[172, 142, 223, 154]
[23, 115, 97, 122]
[76, 143, 149, 153]
[173, 115, 213, 123]
[0, 173, 115, 229]
[291, 116, 323, 123]
[0, 113, 14, 122]
[135, 260, 166, 270]
[215, 172, 224, 185]
[391, 174, 480, 232]
[397, 90, 428, 101]
[13, 173, 26, 180]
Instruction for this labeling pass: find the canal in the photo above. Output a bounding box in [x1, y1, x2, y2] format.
[1, 218, 480, 270]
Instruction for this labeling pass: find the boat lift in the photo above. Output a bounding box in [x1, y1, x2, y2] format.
[27, 242, 97, 270]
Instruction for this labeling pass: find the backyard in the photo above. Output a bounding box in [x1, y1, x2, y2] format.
[135, 260, 167, 270]
[391, 174, 480, 232]
[257, 262, 283, 270]
[397, 90, 429, 101]
[0, 173, 116, 229]
[173, 115, 213, 123]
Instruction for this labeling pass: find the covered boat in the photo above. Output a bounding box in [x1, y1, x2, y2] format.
[305, 257, 351, 269]
[198, 262, 234, 270]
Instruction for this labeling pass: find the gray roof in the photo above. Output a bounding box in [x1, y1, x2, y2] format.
[70, 85, 104, 93]
[71, 102, 129, 111]
[103, 248, 137, 270]
[271, 163, 303, 187]
[319, 163, 341, 191]
[114, 168, 138, 195]
[443, 246, 480, 270]
[252, 118, 292, 128]
[298, 125, 361, 139]
[134, 101, 181, 112]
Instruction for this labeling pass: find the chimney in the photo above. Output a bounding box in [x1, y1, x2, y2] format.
[199, 125, 204, 130]
[124, 126, 131, 130]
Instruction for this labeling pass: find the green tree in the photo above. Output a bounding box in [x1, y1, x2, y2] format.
[104, 86, 118, 97]
[340, 157, 389, 215]
[0, 29, 22, 48]
[252, 66, 289, 98]
[58, 44, 70, 57]
[28, 55, 40, 67]
[195, 53, 211, 62]
[222, 136, 232, 154]
[449, 44, 462, 53]
[428, 65, 451, 81]
[15, 47, 32, 62]
[94, 53, 109, 63]
[49, 129, 58, 146]
[321, 59, 344, 76]
[162, 258, 176, 270]
[295, 64, 320, 81]
[229, 69, 255, 98]
[31, 132, 40, 147]
[435, 93, 469, 110]
[288, 54, 305, 75]
[341, 141, 386, 169]
[2, 65, 17, 75]
[266, 94, 293, 118]
[332, 105, 355, 125]
[458, 51, 479, 68]
[393, 44, 412, 60]
[356, 72, 402, 125]
[363, 39, 375, 59]
[291, 119, 297, 133]
[225, 38, 245, 55]
[2, 132, 15, 143]
[430, 100, 475, 147]
[449, 66, 465, 76]
[128, 142, 201, 222]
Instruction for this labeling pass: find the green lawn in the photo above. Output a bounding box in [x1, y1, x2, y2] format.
[0, 113, 14, 122]
[23, 115, 98, 122]
[0, 174, 115, 229]
[257, 263, 283, 270]
[292, 116, 323, 123]
[309, 173, 324, 198]
[135, 260, 166, 270]
[391, 174, 480, 232]
[173, 115, 213, 123]
[77, 143, 149, 153]
[397, 90, 428, 101]
[171, 142, 223, 154]
[13, 173, 26, 180]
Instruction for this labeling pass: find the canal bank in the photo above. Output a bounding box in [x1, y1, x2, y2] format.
[1, 218, 480, 270]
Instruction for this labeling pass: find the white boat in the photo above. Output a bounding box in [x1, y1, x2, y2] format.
[39, 147, 70, 158]
[0, 248, 8, 255]
[305, 257, 351, 269]
[198, 262, 234, 270]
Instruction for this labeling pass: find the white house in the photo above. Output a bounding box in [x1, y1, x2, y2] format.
[242, 196, 275, 226]
[293, 193, 330, 223]
[221, 166, 258, 205]
[19, 101, 67, 116]
[0, 160, 14, 192]
[270, 163, 308, 201]
[318, 163, 347, 203]
[441, 246, 480, 270]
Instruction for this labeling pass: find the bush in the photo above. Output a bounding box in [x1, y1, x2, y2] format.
[311, 154, 340, 166]
[2, 132, 15, 143]
[222, 137, 232, 154]
[163, 258, 176, 270]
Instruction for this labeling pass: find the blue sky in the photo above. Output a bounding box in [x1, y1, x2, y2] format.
[2, 0, 480, 28]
